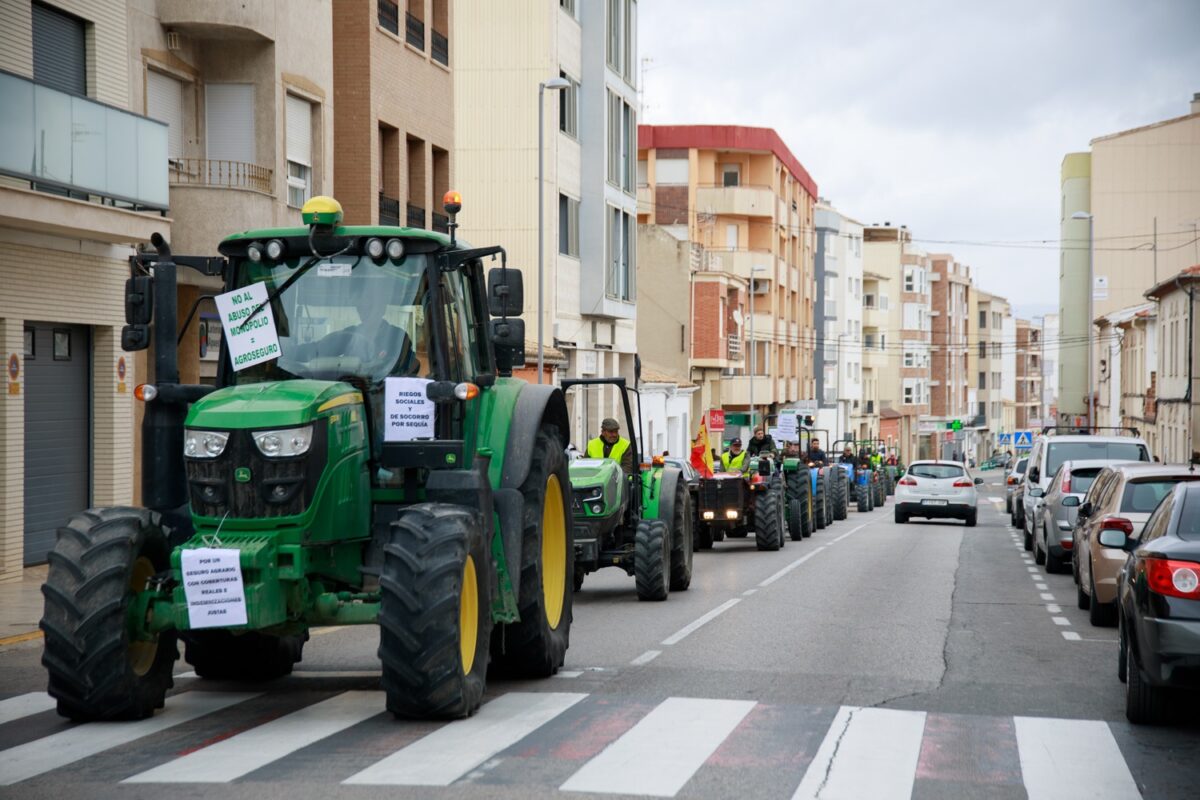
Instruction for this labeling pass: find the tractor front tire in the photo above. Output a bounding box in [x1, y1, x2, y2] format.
[183, 630, 306, 682]
[492, 426, 574, 677]
[787, 497, 802, 541]
[831, 473, 847, 521]
[668, 483, 693, 592]
[696, 524, 714, 550]
[40, 507, 178, 721]
[635, 519, 670, 601]
[856, 481, 869, 513]
[379, 503, 492, 719]
[755, 484, 784, 551]
[813, 473, 828, 530]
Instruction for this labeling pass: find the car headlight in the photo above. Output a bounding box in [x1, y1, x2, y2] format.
[252, 425, 314, 458]
[184, 429, 229, 458]
[579, 487, 604, 502]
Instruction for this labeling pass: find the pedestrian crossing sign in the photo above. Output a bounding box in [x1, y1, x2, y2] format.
[998, 433, 1011, 444]
[1015, 431, 1032, 448]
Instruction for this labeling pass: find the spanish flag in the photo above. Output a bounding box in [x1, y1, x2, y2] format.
[691, 419, 715, 478]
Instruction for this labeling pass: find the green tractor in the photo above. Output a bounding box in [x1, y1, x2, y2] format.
[39, 195, 576, 722]
[778, 452, 814, 540]
[564, 379, 692, 601]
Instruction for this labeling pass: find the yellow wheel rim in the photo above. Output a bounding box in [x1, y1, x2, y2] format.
[459, 555, 479, 675]
[127, 556, 158, 677]
[541, 474, 567, 630]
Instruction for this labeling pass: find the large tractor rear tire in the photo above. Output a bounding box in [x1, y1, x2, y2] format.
[379, 503, 491, 719]
[813, 472, 828, 530]
[785, 469, 810, 541]
[833, 472, 849, 521]
[40, 507, 178, 721]
[635, 519, 670, 601]
[183, 630, 306, 682]
[668, 483, 693, 591]
[755, 482, 785, 551]
[491, 427, 574, 676]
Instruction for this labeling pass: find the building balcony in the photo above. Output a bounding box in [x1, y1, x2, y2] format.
[378, 0, 400, 34]
[379, 192, 400, 225]
[431, 29, 449, 65]
[721, 375, 777, 406]
[432, 211, 449, 233]
[407, 203, 425, 228]
[706, 248, 774, 282]
[863, 305, 887, 328]
[864, 347, 888, 369]
[406, 11, 425, 49]
[158, 0, 275, 41]
[0, 70, 169, 211]
[170, 158, 273, 194]
[696, 184, 776, 219]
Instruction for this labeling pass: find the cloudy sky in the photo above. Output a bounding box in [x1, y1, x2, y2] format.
[639, 0, 1200, 316]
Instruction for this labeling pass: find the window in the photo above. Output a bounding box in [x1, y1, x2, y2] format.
[622, 101, 634, 192]
[978, 340, 987, 358]
[606, 0, 621, 70]
[903, 267, 915, 293]
[993, 312, 1002, 329]
[206, 83, 255, 165]
[979, 310, 987, 329]
[992, 341, 1001, 358]
[147, 70, 185, 159]
[606, 206, 633, 301]
[1122, 478, 1200, 514]
[992, 371, 1001, 390]
[33, 2, 86, 95]
[441, 270, 489, 382]
[23, 327, 35, 359]
[558, 193, 579, 257]
[560, 0, 576, 16]
[978, 371, 986, 389]
[607, 90, 620, 185]
[722, 163, 741, 187]
[656, 157, 688, 184]
[910, 464, 965, 479]
[558, 71, 579, 138]
[285, 94, 313, 208]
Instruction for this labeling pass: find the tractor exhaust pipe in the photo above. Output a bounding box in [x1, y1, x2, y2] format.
[142, 232, 188, 512]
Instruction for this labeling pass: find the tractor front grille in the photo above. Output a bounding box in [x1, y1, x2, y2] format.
[186, 421, 328, 519]
[697, 476, 744, 511]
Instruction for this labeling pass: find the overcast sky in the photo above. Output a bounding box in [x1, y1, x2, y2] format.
[639, 0, 1200, 317]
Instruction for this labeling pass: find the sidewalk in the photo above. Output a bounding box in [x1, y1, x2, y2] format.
[0, 565, 46, 647]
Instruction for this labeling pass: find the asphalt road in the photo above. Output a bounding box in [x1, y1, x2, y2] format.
[1, 473, 1197, 799]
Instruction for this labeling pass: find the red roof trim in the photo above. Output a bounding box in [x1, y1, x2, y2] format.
[638, 124, 818, 200]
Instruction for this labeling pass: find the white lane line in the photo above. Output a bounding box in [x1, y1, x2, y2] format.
[743, 588, 758, 596]
[124, 691, 383, 783]
[1046, 604, 1062, 613]
[1035, 583, 1049, 591]
[0, 693, 56, 726]
[630, 650, 661, 666]
[830, 518, 874, 543]
[553, 671, 584, 679]
[1040, 593, 1056, 601]
[0, 691, 256, 786]
[1026, 567, 1038, 573]
[1014, 716, 1140, 799]
[560, 697, 755, 797]
[758, 548, 826, 588]
[344, 692, 586, 786]
[662, 599, 742, 645]
[1052, 617, 1071, 626]
[792, 706, 927, 800]
[1062, 631, 1082, 641]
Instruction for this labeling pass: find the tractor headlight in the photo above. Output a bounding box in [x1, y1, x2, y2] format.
[726, 509, 739, 519]
[252, 425, 314, 458]
[265, 239, 286, 260]
[365, 237, 385, 259]
[385, 238, 405, 260]
[703, 511, 715, 520]
[184, 429, 229, 458]
[579, 487, 604, 502]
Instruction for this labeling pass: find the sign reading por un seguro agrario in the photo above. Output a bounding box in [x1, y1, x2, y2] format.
[214, 282, 281, 371]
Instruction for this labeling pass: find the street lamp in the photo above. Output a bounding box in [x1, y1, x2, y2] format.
[537, 76, 571, 384]
[749, 264, 768, 428]
[836, 332, 850, 443]
[1071, 211, 1094, 428]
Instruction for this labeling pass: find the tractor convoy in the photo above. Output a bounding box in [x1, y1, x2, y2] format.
[37, 194, 895, 725]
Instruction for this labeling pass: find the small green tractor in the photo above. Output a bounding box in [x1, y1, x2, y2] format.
[564, 378, 692, 601]
[39, 195, 575, 722]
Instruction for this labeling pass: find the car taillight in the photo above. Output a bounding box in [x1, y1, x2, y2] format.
[1099, 516, 1135, 535]
[1006, 476, 1016, 485]
[1146, 558, 1200, 599]
[1061, 468, 1071, 494]
[898, 477, 917, 486]
[952, 479, 973, 488]
[1060, 538, 1073, 549]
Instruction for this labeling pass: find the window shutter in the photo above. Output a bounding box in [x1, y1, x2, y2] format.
[147, 70, 184, 158]
[285, 94, 312, 166]
[32, 3, 86, 95]
[205, 83, 255, 164]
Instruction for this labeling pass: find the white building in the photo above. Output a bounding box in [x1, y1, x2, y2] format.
[813, 201, 864, 443]
[1040, 313, 1060, 419]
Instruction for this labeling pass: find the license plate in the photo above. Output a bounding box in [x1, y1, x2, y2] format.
[921, 499, 948, 506]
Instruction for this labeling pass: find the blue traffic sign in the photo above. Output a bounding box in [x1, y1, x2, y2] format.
[1014, 431, 1033, 449]
[997, 433, 1011, 445]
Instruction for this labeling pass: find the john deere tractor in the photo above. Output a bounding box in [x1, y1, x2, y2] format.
[39, 195, 575, 722]
[564, 379, 691, 601]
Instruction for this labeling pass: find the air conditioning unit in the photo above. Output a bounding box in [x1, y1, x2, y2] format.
[751, 278, 770, 295]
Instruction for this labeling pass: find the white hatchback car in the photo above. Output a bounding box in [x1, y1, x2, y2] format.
[894, 460, 982, 526]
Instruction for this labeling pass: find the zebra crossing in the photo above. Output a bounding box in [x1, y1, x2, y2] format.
[0, 687, 1144, 798]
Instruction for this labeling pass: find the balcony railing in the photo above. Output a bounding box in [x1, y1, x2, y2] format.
[407, 202, 425, 228]
[727, 334, 742, 360]
[170, 158, 273, 194]
[431, 29, 449, 65]
[431, 211, 449, 233]
[406, 12, 424, 49]
[379, 192, 400, 225]
[378, 0, 399, 34]
[0, 70, 169, 210]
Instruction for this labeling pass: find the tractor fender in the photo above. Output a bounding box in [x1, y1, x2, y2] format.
[499, 383, 571, 491]
[651, 467, 684, 525]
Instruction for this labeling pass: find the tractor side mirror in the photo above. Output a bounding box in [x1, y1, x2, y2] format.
[487, 268, 524, 317]
[489, 317, 524, 348]
[121, 324, 150, 351]
[125, 276, 154, 324]
[758, 458, 772, 477]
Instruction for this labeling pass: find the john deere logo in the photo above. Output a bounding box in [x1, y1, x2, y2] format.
[234, 467, 252, 483]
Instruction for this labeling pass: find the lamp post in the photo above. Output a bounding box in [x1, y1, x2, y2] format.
[836, 332, 850, 444]
[749, 264, 768, 429]
[1071, 211, 1094, 428]
[537, 76, 571, 384]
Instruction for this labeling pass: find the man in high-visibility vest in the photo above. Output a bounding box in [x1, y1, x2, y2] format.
[586, 417, 633, 475]
[721, 438, 749, 474]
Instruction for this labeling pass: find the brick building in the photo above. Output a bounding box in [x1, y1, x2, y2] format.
[1014, 319, 1043, 431]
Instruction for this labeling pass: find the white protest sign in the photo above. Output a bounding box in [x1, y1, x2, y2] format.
[214, 282, 281, 371]
[776, 412, 798, 442]
[181, 548, 248, 629]
[384, 376, 437, 441]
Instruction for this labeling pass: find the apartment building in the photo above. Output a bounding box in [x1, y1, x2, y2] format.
[0, 0, 171, 578]
[1145, 268, 1199, 462]
[814, 201, 868, 442]
[861, 268, 892, 445]
[1094, 303, 1157, 452]
[864, 225, 931, 460]
[1014, 319, 1042, 430]
[973, 290, 1012, 457]
[637, 124, 818, 440]
[929, 255, 972, 419]
[455, 0, 639, 446]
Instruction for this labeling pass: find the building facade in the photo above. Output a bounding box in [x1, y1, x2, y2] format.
[1040, 313, 1060, 421]
[1146, 268, 1199, 463]
[814, 201, 866, 443]
[1058, 152, 1092, 427]
[1014, 319, 1042, 431]
[973, 291, 1012, 457]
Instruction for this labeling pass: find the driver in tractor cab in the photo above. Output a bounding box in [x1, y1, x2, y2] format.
[721, 438, 750, 474]
[870, 449, 883, 470]
[840, 445, 856, 464]
[748, 427, 776, 457]
[586, 418, 634, 475]
[807, 439, 828, 466]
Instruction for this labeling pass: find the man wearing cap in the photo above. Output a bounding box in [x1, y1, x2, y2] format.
[721, 438, 749, 474]
[586, 418, 633, 475]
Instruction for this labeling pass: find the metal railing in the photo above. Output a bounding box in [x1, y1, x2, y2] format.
[727, 334, 742, 359]
[379, 192, 400, 226]
[406, 11, 424, 48]
[431, 211, 449, 233]
[378, 0, 399, 34]
[431, 29, 448, 65]
[406, 202, 425, 228]
[169, 158, 273, 193]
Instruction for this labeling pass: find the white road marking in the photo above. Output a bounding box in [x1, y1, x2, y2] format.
[630, 650, 661, 666]
[1035, 583, 1049, 591]
[1046, 604, 1062, 613]
[1052, 617, 1071, 626]
[792, 706, 927, 800]
[553, 671, 584, 679]
[1014, 716, 1140, 799]
[0, 691, 256, 786]
[758, 549, 825, 588]
[124, 691, 383, 783]
[1040, 593, 1056, 601]
[560, 697, 755, 797]
[743, 588, 758, 596]
[830, 519, 874, 543]
[662, 599, 742, 645]
[0, 693, 56, 726]
[1062, 631, 1082, 641]
[1027, 567, 1038, 573]
[343, 692, 586, 786]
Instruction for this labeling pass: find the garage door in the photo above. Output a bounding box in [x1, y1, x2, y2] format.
[23, 323, 91, 565]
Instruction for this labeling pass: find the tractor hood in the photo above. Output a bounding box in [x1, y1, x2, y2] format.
[186, 380, 358, 429]
[567, 457, 621, 488]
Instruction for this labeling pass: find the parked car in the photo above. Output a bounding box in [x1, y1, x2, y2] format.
[1074, 463, 1200, 626]
[1005, 457, 1027, 514]
[1031, 459, 1110, 573]
[894, 460, 982, 526]
[1115, 481, 1200, 724]
[1018, 431, 1151, 550]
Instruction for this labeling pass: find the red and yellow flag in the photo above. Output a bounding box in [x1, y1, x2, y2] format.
[691, 419, 715, 478]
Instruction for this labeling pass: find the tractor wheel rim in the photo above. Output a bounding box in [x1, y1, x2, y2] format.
[542, 474, 567, 630]
[127, 556, 158, 677]
[460, 554, 479, 675]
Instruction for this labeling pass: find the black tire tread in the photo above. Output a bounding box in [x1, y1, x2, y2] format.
[668, 483, 693, 591]
[755, 482, 784, 551]
[635, 519, 670, 601]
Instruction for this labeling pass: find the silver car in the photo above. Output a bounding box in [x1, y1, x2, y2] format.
[1004, 457, 1027, 514]
[1030, 459, 1110, 574]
